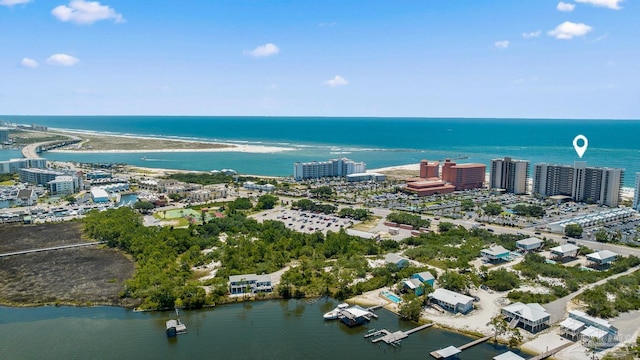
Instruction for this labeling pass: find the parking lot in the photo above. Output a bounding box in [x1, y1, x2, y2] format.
[252, 208, 356, 235]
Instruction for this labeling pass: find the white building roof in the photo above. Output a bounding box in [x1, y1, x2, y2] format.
[586, 250, 618, 261]
[414, 271, 435, 281]
[429, 288, 474, 306]
[581, 326, 608, 339]
[516, 237, 543, 247]
[503, 302, 550, 322]
[569, 310, 614, 330]
[90, 188, 109, 199]
[434, 346, 461, 358]
[344, 306, 371, 318]
[229, 274, 258, 283]
[550, 244, 579, 254]
[404, 278, 423, 290]
[482, 245, 510, 256]
[560, 318, 585, 331]
[493, 351, 526, 360]
[346, 229, 379, 240]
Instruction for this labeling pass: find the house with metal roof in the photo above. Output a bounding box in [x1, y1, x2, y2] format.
[586, 250, 618, 267]
[411, 271, 436, 287]
[428, 288, 474, 314]
[432, 345, 461, 359]
[501, 302, 550, 333]
[481, 245, 511, 263]
[568, 310, 618, 345]
[516, 237, 543, 251]
[549, 244, 580, 261]
[493, 351, 526, 360]
[384, 253, 409, 269]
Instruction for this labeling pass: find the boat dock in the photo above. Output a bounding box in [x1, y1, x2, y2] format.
[429, 335, 492, 358]
[528, 341, 574, 360]
[366, 323, 434, 345]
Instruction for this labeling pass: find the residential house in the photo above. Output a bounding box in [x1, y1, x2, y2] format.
[481, 245, 511, 263]
[501, 302, 550, 333]
[428, 288, 474, 314]
[228, 274, 273, 295]
[15, 189, 37, 206]
[384, 253, 409, 269]
[515, 237, 543, 252]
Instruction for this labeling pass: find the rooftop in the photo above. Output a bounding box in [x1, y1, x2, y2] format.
[550, 244, 579, 254]
[586, 250, 618, 261]
[493, 351, 526, 360]
[429, 288, 474, 305]
[503, 302, 550, 322]
[516, 237, 543, 246]
[481, 245, 510, 256]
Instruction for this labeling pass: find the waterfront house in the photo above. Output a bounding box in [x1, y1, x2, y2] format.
[568, 310, 618, 345]
[428, 288, 474, 314]
[515, 237, 543, 252]
[501, 302, 550, 333]
[550, 244, 580, 261]
[586, 250, 618, 268]
[480, 245, 511, 263]
[559, 317, 586, 341]
[15, 189, 37, 206]
[411, 271, 435, 287]
[403, 278, 425, 296]
[384, 253, 409, 269]
[228, 274, 273, 295]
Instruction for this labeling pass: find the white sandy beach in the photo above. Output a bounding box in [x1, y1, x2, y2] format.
[49, 128, 295, 154]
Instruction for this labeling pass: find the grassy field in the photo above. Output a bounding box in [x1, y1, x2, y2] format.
[67, 132, 235, 151]
[0, 222, 135, 307]
[351, 216, 382, 231]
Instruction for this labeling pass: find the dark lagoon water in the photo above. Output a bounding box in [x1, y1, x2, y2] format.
[0, 300, 525, 360]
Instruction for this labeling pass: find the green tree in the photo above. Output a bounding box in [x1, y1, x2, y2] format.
[565, 223, 583, 238]
[439, 271, 470, 292]
[438, 222, 455, 233]
[484, 268, 520, 291]
[310, 186, 334, 199]
[398, 294, 423, 322]
[483, 203, 503, 216]
[64, 195, 77, 204]
[256, 194, 278, 210]
[460, 199, 475, 211]
[595, 228, 609, 243]
[133, 201, 155, 212]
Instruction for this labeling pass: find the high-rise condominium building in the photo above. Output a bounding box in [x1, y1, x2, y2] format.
[441, 159, 486, 191]
[633, 173, 640, 211]
[533, 162, 624, 207]
[490, 157, 530, 194]
[293, 158, 366, 180]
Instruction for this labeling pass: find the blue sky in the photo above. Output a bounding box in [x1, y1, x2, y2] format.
[1, 0, 638, 118]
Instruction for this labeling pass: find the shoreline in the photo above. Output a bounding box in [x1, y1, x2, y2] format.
[48, 127, 295, 154]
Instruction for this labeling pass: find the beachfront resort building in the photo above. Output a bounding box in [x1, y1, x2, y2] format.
[490, 157, 530, 194]
[293, 158, 366, 181]
[428, 288, 474, 314]
[19, 168, 64, 186]
[533, 162, 624, 207]
[0, 158, 47, 174]
[501, 302, 550, 333]
[0, 127, 9, 144]
[405, 178, 455, 197]
[441, 159, 486, 191]
[228, 274, 273, 295]
[634, 173, 640, 210]
[420, 159, 439, 178]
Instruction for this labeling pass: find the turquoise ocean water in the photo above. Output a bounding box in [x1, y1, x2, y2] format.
[1, 116, 639, 186]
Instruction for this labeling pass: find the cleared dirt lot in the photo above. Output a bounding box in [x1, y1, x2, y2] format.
[0, 223, 136, 307]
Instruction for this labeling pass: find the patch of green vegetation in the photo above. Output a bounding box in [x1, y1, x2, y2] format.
[386, 212, 430, 228]
[165, 172, 233, 185]
[576, 269, 640, 318]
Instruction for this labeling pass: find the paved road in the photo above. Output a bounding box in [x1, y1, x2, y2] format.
[542, 265, 640, 324]
[21, 135, 81, 159]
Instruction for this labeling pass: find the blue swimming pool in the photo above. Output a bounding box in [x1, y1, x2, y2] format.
[381, 291, 402, 304]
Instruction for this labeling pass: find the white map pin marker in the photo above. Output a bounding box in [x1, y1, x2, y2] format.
[573, 135, 588, 158]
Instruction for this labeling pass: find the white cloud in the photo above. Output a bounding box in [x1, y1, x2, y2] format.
[324, 75, 348, 87]
[20, 57, 38, 68]
[575, 0, 623, 9]
[522, 31, 541, 39]
[494, 40, 510, 49]
[0, 0, 30, 6]
[52, 0, 124, 25]
[246, 43, 279, 58]
[548, 21, 593, 40]
[557, 2, 576, 12]
[46, 53, 80, 66]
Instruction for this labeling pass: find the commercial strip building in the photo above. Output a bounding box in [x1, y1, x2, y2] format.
[533, 162, 624, 207]
[293, 158, 366, 180]
[490, 157, 530, 194]
[547, 208, 636, 233]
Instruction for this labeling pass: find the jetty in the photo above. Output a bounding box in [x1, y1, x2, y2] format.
[366, 323, 433, 345]
[429, 335, 492, 358]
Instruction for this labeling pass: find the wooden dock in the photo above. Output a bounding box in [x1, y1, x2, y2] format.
[367, 323, 433, 345]
[528, 341, 574, 360]
[429, 335, 492, 358]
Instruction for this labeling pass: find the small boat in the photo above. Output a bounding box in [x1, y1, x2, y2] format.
[166, 308, 187, 337]
[323, 303, 349, 320]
